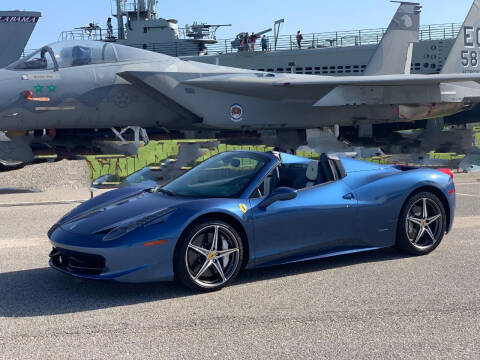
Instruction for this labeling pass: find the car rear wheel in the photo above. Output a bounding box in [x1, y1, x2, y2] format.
[174, 220, 244, 292]
[396, 192, 447, 255]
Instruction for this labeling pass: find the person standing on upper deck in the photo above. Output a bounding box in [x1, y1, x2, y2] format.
[245, 32, 250, 51]
[251, 32, 257, 51]
[107, 17, 113, 39]
[296, 30, 303, 49]
[261, 35, 268, 51]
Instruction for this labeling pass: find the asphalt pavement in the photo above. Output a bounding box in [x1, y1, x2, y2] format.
[0, 175, 479, 359]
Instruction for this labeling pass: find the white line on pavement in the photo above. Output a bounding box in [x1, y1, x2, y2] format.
[0, 200, 85, 208]
[456, 193, 480, 198]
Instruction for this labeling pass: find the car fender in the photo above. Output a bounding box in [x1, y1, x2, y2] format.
[169, 199, 255, 264]
[396, 174, 454, 232]
[345, 168, 452, 247]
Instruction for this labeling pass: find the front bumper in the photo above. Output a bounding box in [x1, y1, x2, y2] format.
[48, 226, 176, 283]
[50, 247, 106, 276]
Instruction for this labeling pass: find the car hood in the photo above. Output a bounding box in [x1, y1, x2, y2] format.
[58, 186, 193, 235]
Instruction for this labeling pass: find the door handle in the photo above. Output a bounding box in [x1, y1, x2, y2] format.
[342, 193, 355, 200]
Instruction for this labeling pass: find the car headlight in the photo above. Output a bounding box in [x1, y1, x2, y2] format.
[102, 208, 175, 242]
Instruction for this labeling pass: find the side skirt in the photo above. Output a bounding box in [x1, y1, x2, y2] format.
[252, 247, 383, 269]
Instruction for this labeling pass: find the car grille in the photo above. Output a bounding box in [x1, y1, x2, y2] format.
[49, 248, 105, 276]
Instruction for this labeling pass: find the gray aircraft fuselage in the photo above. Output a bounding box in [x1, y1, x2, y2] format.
[0, 54, 170, 131]
[0, 41, 468, 135]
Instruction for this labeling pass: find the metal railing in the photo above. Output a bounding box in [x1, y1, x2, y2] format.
[31, 22, 462, 59]
[128, 41, 206, 58]
[59, 24, 221, 43]
[59, 28, 119, 42]
[206, 22, 462, 55]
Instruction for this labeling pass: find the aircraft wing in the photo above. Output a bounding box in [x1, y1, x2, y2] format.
[184, 73, 480, 89]
[117, 71, 203, 123]
[118, 69, 480, 109]
[182, 73, 480, 106]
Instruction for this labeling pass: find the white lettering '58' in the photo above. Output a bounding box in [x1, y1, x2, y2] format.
[461, 50, 478, 67]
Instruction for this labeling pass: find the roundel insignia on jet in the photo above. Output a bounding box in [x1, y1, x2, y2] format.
[401, 14, 413, 28]
[114, 90, 131, 108]
[230, 104, 243, 122]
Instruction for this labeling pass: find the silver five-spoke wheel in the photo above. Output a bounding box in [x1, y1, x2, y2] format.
[185, 224, 240, 289]
[405, 197, 443, 249]
[397, 192, 446, 255]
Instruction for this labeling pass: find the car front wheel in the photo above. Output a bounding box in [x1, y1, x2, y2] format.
[174, 220, 244, 291]
[396, 192, 447, 255]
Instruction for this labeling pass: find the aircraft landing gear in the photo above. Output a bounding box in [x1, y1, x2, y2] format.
[96, 126, 151, 157]
[111, 126, 150, 148]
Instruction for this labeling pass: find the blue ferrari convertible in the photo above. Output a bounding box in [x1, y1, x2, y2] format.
[48, 151, 456, 291]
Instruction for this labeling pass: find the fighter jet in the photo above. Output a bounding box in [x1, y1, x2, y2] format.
[1, 1, 480, 167]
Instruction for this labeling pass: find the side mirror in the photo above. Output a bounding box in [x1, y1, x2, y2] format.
[259, 187, 297, 209]
[91, 174, 116, 190]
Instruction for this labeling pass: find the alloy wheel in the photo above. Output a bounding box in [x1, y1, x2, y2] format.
[185, 224, 240, 288]
[405, 197, 443, 250]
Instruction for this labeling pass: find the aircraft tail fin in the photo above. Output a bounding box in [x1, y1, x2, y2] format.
[363, 1, 421, 76]
[0, 11, 41, 68]
[441, 0, 480, 74]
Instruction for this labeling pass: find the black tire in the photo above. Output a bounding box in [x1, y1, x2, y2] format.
[396, 191, 447, 255]
[174, 220, 244, 292]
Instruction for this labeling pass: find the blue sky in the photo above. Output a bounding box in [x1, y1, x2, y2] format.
[9, 0, 476, 50]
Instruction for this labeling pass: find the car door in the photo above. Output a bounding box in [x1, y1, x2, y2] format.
[249, 177, 359, 267]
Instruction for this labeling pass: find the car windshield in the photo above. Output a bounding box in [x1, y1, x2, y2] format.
[162, 152, 270, 198]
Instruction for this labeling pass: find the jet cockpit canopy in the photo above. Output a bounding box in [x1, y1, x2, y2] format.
[7, 40, 162, 70]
